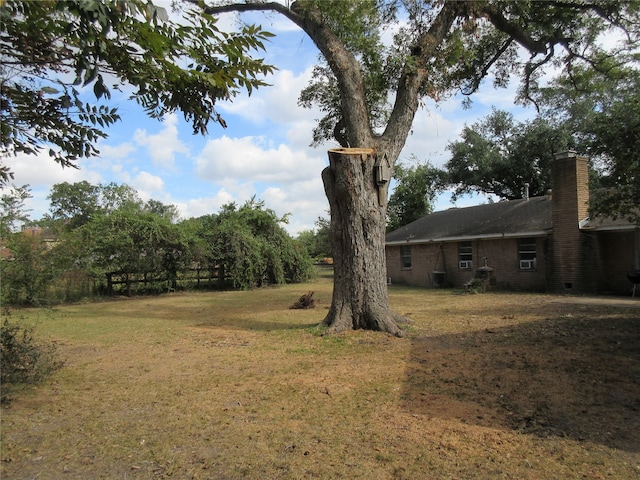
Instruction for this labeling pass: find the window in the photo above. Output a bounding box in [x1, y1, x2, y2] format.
[401, 245, 412, 269]
[518, 238, 537, 270]
[458, 241, 472, 269]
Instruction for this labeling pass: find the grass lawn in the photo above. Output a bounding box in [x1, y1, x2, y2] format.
[2, 268, 639, 479]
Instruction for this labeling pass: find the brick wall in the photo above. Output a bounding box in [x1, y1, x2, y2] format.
[550, 151, 591, 293]
[386, 236, 547, 291]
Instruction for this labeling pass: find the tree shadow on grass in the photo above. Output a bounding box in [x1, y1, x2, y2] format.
[402, 314, 640, 452]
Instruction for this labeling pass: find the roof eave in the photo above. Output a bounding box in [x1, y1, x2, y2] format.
[386, 230, 551, 245]
[581, 224, 639, 232]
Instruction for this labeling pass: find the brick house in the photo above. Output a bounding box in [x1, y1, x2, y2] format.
[0, 226, 58, 260]
[385, 151, 640, 295]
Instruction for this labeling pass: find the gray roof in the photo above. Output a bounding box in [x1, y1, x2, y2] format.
[386, 196, 553, 245]
[582, 215, 638, 231]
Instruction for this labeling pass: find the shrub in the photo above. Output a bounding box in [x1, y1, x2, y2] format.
[0, 234, 56, 305]
[0, 311, 64, 402]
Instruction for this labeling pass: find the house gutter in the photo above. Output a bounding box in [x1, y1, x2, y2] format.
[386, 230, 551, 246]
[580, 222, 638, 232]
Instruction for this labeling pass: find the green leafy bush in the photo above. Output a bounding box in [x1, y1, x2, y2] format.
[0, 234, 56, 306]
[0, 312, 64, 402]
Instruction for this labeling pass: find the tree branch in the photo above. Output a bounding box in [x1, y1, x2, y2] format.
[480, 5, 548, 56]
[185, 0, 372, 145]
[185, 0, 302, 25]
[545, 1, 629, 31]
[380, 1, 462, 158]
[461, 38, 514, 96]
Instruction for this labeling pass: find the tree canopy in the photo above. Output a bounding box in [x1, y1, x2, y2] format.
[533, 65, 640, 224]
[194, 199, 312, 289]
[444, 64, 639, 224]
[445, 109, 574, 201]
[45, 181, 178, 229]
[296, 216, 331, 260]
[386, 159, 445, 231]
[0, 184, 32, 238]
[0, 0, 275, 185]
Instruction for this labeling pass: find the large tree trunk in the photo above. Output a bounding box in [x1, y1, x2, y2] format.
[321, 148, 408, 337]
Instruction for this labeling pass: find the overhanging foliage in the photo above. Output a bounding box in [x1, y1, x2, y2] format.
[0, 0, 275, 185]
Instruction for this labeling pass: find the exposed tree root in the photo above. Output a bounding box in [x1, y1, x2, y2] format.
[320, 308, 409, 338]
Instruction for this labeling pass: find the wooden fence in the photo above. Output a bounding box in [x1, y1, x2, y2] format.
[102, 267, 231, 296]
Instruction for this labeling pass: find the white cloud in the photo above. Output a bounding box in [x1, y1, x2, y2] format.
[133, 113, 190, 170]
[219, 67, 317, 126]
[176, 188, 237, 219]
[98, 141, 137, 160]
[4, 151, 105, 220]
[258, 11, 305, 34]
[130, 172, 165, 200]
[7, 151, 103, 188]
[260, 179, 329, 235]
[400, 105, 461, 168]
[286, 118, 327, 152]
[195, 135, 325, 184]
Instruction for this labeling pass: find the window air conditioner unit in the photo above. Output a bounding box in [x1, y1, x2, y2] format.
[459, 260, 472, 269]
[520, 260, 534, 270]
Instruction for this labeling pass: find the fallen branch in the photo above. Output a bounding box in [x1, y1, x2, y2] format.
[289, 291, 315, 309]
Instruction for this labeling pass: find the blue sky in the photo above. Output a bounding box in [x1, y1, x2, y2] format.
[8, 2, 535, 236]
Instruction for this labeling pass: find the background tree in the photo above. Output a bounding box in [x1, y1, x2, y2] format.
[100, 183, 143, 214]
[2, 183, 314, 303]
[192, 0, 639, 335]
[0, 0, 275, 186]
[445, 65, 639, 225]
[588, 85, 640, 224]
[0, 233, 56, 305]
[45, 181, 180, 230]
[46, 181, 102, 229]
[74, 210, 189, 294]
[197, 199, 313, 290]
[445, 109, 574, 201]
[296, 216, 331, 260]
[387, 159, 445, 232]
[312, 216, 331, 260]
[144, 199, 181, 223]
[533, 66, 640, 224]
[0, 184, 32, 237]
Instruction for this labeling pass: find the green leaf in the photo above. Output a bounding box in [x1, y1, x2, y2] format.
[40, 86, 59, 95]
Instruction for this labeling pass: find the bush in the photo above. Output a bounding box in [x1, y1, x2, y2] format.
[0, 234, 56, 306]
[0, 311, 64, 403]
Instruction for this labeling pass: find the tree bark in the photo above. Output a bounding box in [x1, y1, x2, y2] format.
[321, 148, 408, 337]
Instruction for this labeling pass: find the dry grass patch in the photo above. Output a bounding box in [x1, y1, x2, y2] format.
[2, 273, 639, 479]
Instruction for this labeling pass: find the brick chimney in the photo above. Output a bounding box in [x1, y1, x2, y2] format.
[550, 151, 590, 292]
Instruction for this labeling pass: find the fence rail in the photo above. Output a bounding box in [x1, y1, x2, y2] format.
[103, 267, 231, 295]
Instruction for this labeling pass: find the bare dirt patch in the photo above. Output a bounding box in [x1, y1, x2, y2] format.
[404, 311, 640, 451]
[1, 279, 639, 479]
